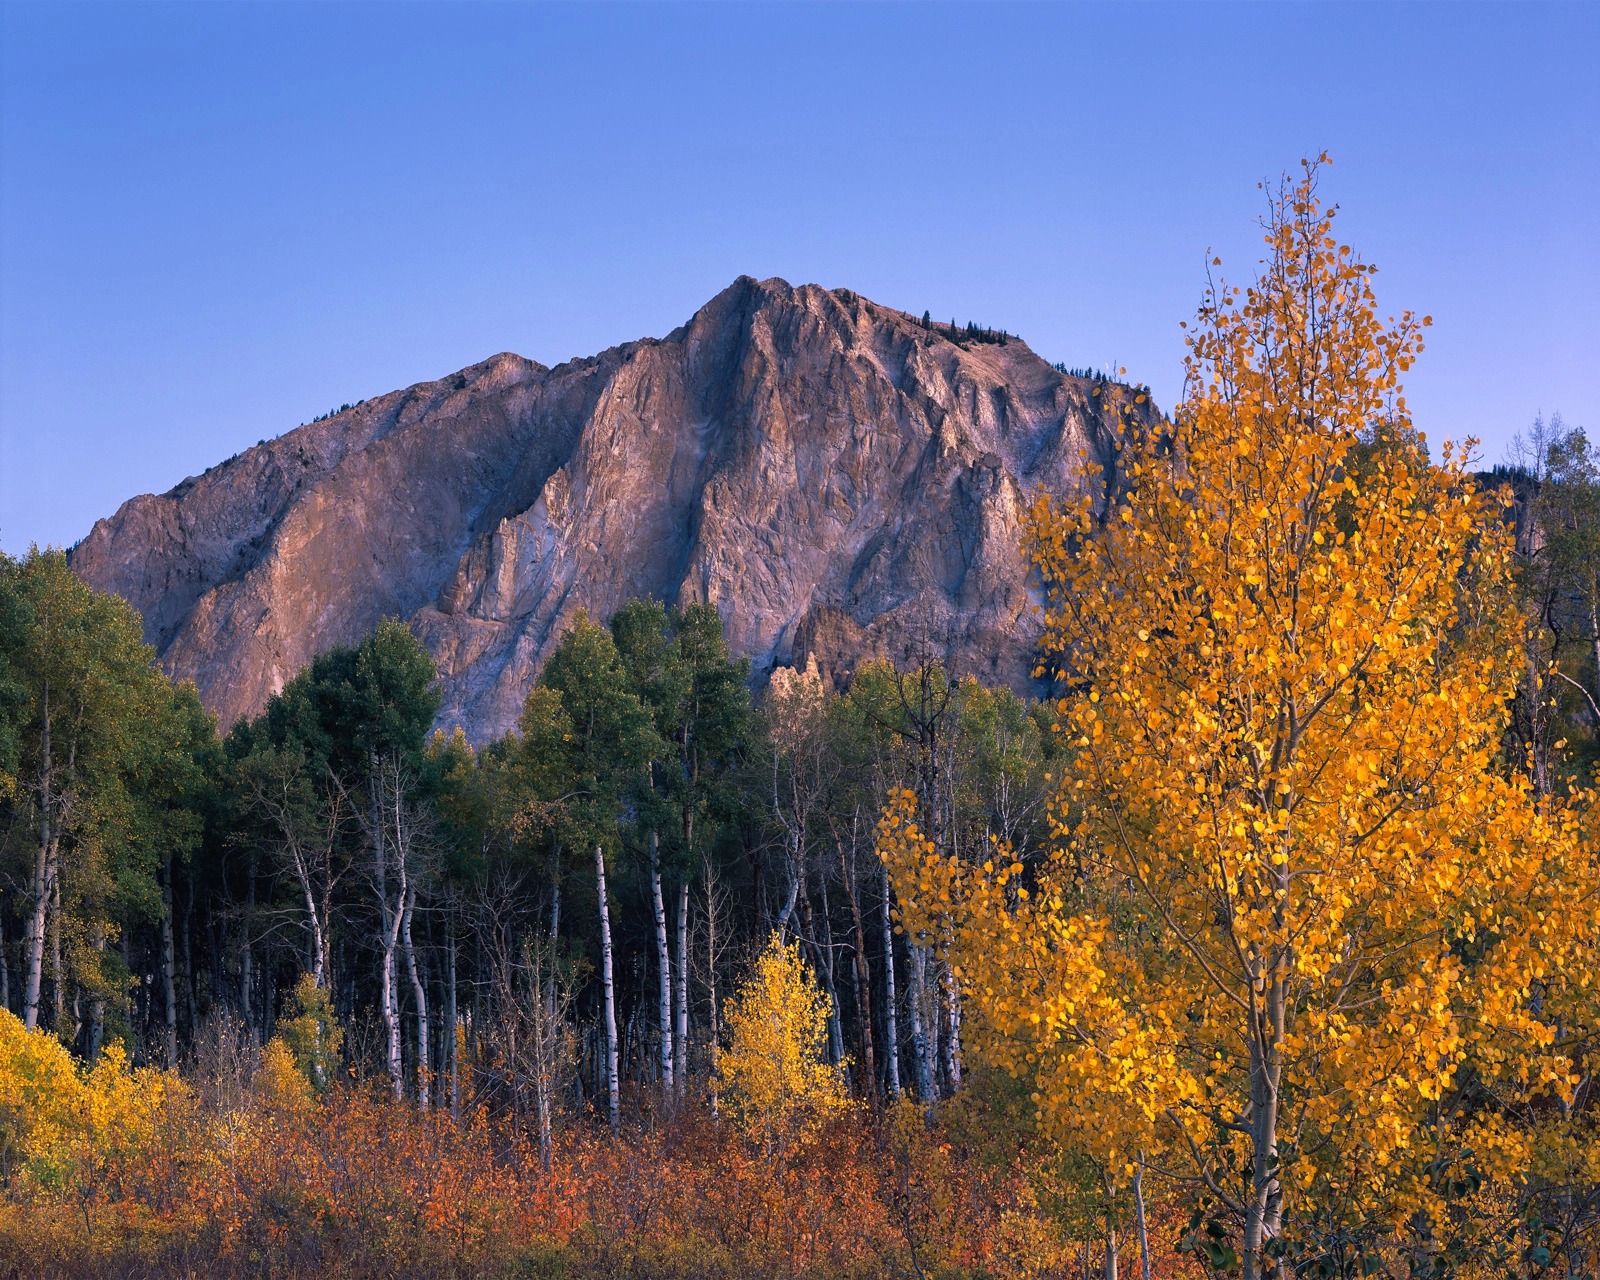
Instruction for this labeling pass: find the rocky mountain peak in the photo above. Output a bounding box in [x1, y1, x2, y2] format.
[69, 277, 1152, 742]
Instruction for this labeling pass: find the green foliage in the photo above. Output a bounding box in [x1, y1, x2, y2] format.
[612, 600, 754, 869]
[536, 610, 661, 857]
[276, 973, 344, 1093]
[0, 549, 215, 1036]
[231, 616, 437, 778]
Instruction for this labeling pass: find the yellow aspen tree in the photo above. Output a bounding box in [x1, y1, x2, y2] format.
[884, 158, 1597, 1278]
[716, 937, 850, 1159]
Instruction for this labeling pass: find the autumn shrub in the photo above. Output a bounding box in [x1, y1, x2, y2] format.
[0, 1055, 1202, 1280]
[277, 974, 345, 1095]
[0, 1007, 193, 1206]
[715, 937, 850, 1158]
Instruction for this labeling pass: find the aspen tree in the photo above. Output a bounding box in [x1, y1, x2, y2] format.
[883, 159, 1599, 1276]
[539, 613, 659, 1134]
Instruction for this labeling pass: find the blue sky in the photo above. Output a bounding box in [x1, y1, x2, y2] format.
[1, 1, 1595, 552]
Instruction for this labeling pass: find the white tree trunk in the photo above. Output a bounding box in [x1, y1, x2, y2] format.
[374, 773, 404, 1102]
[908, 942, 935, 1101]
[941, 960, 962, 1092]
[648, 831, 674, 1092]
[161, 855, 178, 1067]
[595, 843, 620, 1134]
[880, 864, 902, 1098]
[446, 920, 459, 1119]
[674, 879, 689, 1093]
[1134, 1157, 1151, 1280]
[22, 840, 50, 1031]
[22, 689, 52, 1032]
[402, 882, 429, 1110]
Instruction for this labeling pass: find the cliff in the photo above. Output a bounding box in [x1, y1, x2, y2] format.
[70, 277, 1147, 741]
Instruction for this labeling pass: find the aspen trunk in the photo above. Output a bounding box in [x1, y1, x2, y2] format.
[841, 837, 876, 1096]
[595, 843, 620, 1134]
[648, 831, 674, 1092]
[1242, 969, 1286, 1280]
[299, 873, 328, 987]
[704, 861, 720, 1051]
[162, 855, 179, 1067]
[940, 960, 962, 1092]
[182, 876, 199, 1035]
[1589, 596, 1600, 717]
[50, 876, 63, 1032]
[535, 1072, 553, 1170]
[88, 925, 106, 1062]
[907, 942, 935, 1102]
[1134, 1157, 1151, 1280]
[446, 919, 459, 1119]
[23, 688, 52, 1031]
[22, 835, 50, 1030]
[674, 879, 689, 1092]
[1104, 1226, 1118, 1280]
[375, 782, 404, 1101]
[880, 864, 902, 1097]
[402, 882, 429, 1110]
[241, 857, 258, 1044]
[818, 885, 845, 1067]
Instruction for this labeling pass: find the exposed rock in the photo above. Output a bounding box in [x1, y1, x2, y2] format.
[70, 277, 1151, 742]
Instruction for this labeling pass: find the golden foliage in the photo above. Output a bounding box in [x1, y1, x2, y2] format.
[883, 158, 1600, 1272]
[0, 1008, 189, 1201]
[716, 937, 850, 1153]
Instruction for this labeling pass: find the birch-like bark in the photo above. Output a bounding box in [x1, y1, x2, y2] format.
[648, 831, 674, 1092]
[50, 877, 63, 1032]
[241, 856, 257, 1044]
[22, 683, 52, 1030]
[1104, 1225, 1119, 1280]
[673, 879, 689, 1093]
[88, 925, 106, 1063]
[446, 917, 459, 1119]
[818, 882, 845, 1067]
[880, 863, 902, 1097]
[704, 861, 721, 1053]
[1589, 596, 1600, 717]
[1241, 921, 1287, 1280]
[401, 880, 429, 1110]
[22, 832, 51, 1030]
[940, 959, 962, 1092]
[595, 843, 620, 1134]
[181, 877, 199, 1035]
[371, 760, 405, 1102]
[841, 834, 876, 1097]
[907, 942, 935, 1102]
[161, 855, 179, 1067]
[1133, 1157, 1151, 1280]
[544, 873, 561, 1023]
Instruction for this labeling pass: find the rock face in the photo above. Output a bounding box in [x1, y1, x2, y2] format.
[70, 277, 1144, 743]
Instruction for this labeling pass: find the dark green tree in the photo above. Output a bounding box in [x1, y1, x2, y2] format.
[537, 610, 660, 1130]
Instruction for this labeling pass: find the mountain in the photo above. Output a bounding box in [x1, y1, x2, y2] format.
[69, 276, 1148, 743]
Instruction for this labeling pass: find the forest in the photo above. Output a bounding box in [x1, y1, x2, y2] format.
[2, 165, 1598, 1280]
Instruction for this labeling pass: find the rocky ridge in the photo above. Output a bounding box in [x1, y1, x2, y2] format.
[69, 277, 1148, 742]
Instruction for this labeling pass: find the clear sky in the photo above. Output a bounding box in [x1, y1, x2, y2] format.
[1, 1, 1595, 553]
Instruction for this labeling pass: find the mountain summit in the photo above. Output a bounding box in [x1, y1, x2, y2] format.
[70, 277, 1145, 742]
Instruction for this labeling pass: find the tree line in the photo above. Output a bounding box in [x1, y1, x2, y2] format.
[0, 564, 1062, 1137]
